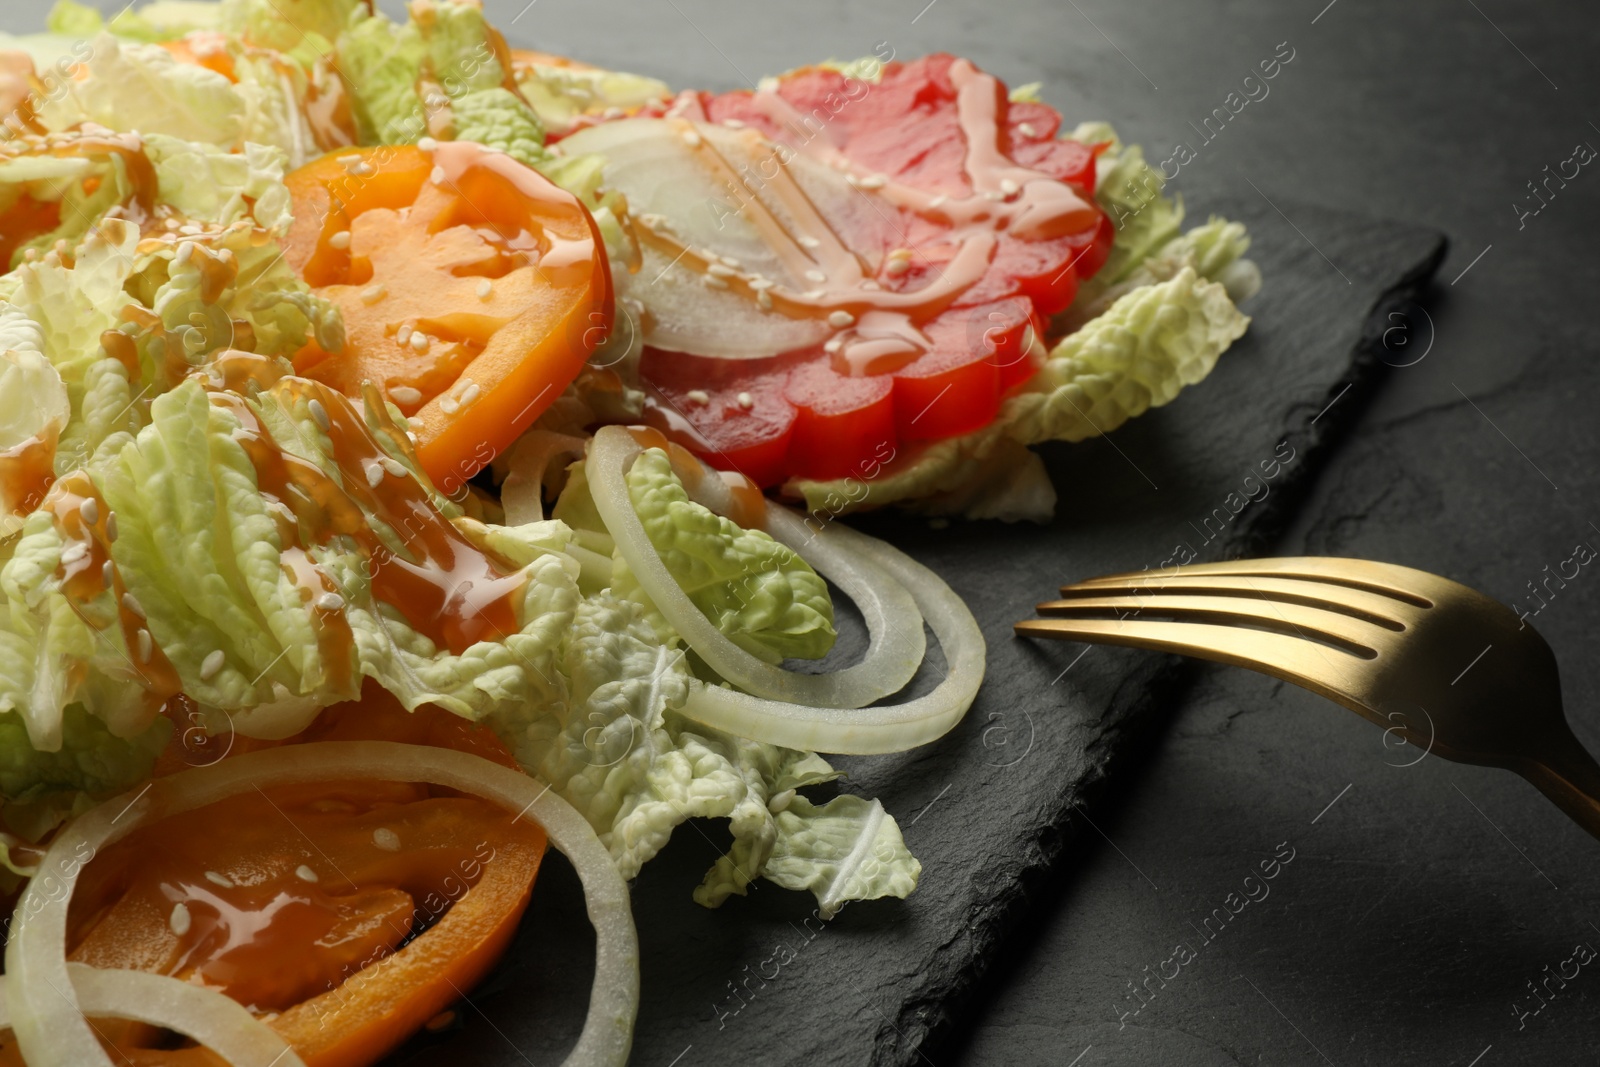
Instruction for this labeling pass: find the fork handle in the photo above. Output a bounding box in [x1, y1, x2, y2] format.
[1522, 738, 1600, 844]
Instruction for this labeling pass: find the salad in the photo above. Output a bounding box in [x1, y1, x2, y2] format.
[0, 0, 1259, 1064]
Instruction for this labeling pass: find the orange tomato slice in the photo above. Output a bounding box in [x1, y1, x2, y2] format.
[0, 690, 545, 1067]
[285, 142, 612, 495]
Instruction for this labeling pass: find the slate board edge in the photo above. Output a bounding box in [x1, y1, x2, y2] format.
[883, 227, 1451, 1067]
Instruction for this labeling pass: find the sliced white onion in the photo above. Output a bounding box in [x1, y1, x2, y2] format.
[500, 429, 592, 525]
[680, 519, 987, 753]
[588, 426, 925, 709]
[557, 119, 880, 360]
[5, 742, 637, 1067]
[0, 965, 305, 1067]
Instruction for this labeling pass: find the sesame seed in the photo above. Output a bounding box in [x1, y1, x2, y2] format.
[382, 458, 408, 478]
[983, 189, 1006, 201]
[366, 461, 385, 488]
[722, 118, 746, 129]
[121, 592, 145, 619]
[204, 870, 234, 888]
[136, 628, 153, 662]
[174, 241, 195, 266]
[410, 332, 431, 354]
[79, 497, 99, 525]
[885, 257, 911, 277]
[680, 129, 702, 148]
[1018, 121, 1038, 138]
[459, 382, 481, 407]
[396, 325, 413, 346]
[476, 279, 493, 300]
[373, 828, 401, 851]
[703, 274, 729, 290]
[999, 178, 1020, 195]
[200, 649, 226, 680]
[857, 174, 886, 189]
[804, 269, 826, 283]
[828, 310, 855, 328]
[327, 230, 351, 250]
[360, 283, 387, 305]
[736, 392, 755, 409]
[179, 224, 203, 237]
[295, 864, 319, 883]
[707, 263, 738, 278]
[390, 385, 422, 407]
[418, 136, 438, 151]
[169, 902, 191, 937]
[439, 396, 459, 414]
[748, 277, 775, 290]
[102, 560, 115, 587]
[928, 194, 948, 208]
[407, 417, 425, 432]
[686, 389, 710, 404]
[348, 161, 374, 177]
[430, 165, 446, 185]
[308, 398, 331, 431]
[315, 591, 344, 612]
[756, 289, 773, 310]
[758, 76, 780, 92]
[798, 235, 821, 249]
[720, 256, 742, 268]
[824, 339, 843, 354]
[163, 218, 181, 231]
[105, 512, 117, 542]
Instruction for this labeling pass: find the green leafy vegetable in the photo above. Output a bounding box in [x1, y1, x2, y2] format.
[614, 448, 836, 663]
[37, 36, 244, 147]
[496, 589, 917, 913]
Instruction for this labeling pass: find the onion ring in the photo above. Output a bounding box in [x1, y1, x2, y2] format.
[679, 519, 987, 753]
[588, 425, 925, 709]
[4, 742, 637, 1067]
[0, 965, 305, 1067]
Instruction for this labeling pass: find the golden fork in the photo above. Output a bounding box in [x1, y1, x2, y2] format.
[1014, 556, 1600, 841]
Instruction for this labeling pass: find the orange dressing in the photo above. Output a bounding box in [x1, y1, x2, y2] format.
[0, 426, 58, 517]
[48, 472, 182, 727]
[211, 380, 525, 657]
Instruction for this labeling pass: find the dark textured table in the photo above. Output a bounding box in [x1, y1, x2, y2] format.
[20, 2, 1600, 1066]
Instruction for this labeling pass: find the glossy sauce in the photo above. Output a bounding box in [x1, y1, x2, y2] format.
[48, 472, 183, 727]
[624, 59, 1089, 381]
[66, 780, 519, 1012]
[0, 426, 58, 517]
[211, 380, 525, 657]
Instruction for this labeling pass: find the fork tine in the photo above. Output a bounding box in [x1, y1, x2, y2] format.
[1014, 616, 1376, 710]
[1053, 575, 1415, 630]
[1070, 557, 1441, 608]
[1033, 593, 1398, 658]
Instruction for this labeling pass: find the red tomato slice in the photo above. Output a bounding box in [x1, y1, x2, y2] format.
[614, 55, 1104, 487]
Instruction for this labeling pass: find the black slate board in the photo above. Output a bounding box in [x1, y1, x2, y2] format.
[377, 197, 1444, 1066]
